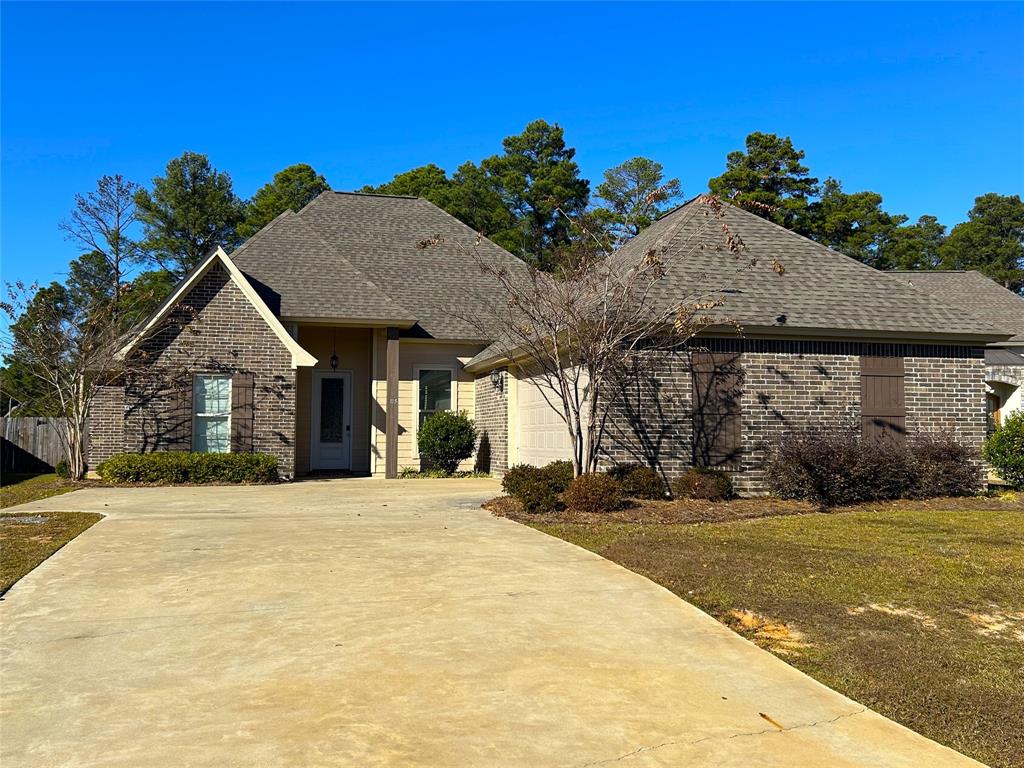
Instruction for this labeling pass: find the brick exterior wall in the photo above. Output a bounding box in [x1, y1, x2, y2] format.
[87, 262, 298, 477]
[474, 368, 508, 476]
[602, 340, 986, 495]
[87, 385, 126, 468]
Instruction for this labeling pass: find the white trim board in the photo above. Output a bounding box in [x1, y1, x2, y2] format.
[116, 247, 317, 369]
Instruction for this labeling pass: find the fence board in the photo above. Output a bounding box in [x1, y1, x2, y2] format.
[1, 417, 69, 474]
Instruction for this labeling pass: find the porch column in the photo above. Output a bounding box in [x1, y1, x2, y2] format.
[385, 327, 400, 479]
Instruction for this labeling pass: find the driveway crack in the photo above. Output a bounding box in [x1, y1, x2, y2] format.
[573, 707, 868, 767]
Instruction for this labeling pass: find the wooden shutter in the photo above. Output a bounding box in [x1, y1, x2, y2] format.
[167, 375, 193, 451]
[692, 352, 743, 469]
[860, 356, 905, 443]
[231, 372, 255, 452]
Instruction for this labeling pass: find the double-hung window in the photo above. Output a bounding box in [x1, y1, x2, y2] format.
[193, 375, 232, 453]
[417, 368, 454, 429]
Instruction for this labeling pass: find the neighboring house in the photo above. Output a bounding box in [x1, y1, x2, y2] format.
[89, 193, 1012, 493]
[895, 270, 1024, 431]
[467, 200, 1011, 493]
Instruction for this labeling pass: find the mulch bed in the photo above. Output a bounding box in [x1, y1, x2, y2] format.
[483, 492, 1023, 525]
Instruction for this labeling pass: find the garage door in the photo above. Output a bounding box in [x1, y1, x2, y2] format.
[516, 370, 578, 466]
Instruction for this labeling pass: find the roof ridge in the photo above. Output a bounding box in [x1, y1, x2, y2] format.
[332, 190, 420, 201]
[294, 212, 414, 318]
[708, 201, 1002, 325]
[410, 197, 533, 270]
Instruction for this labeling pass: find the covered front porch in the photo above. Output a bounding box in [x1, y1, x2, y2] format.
[291, 324, 483, 477]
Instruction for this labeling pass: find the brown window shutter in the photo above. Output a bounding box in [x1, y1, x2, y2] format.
[168, 375, 193, 451]
[860, 356, 906, 443]
[231, 372, 255, 453]
[692, 352, 743, 469]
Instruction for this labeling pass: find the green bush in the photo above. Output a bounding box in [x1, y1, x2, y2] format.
[501, 464, 562, 513]
[97, 452, 279, 485]
[502, 464, 543, 497]
[984, 412, 1024, 489]
[542, 460, 575, 492]
[564, 473, 622, 512]
[673, 467, 734, 501]
[417, 410, 477, 475]
[54, 460, 71, 479]
[607, 463, 666, 499]
[517, 478, 562, 514]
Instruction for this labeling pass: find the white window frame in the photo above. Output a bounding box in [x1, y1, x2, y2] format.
[192, 374, 232, 453]
[412, 365, 457, 457]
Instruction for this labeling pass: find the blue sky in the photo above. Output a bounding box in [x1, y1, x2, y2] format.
[2, 2, 1022, 290]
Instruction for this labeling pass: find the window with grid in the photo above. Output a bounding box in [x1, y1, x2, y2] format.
[193, 375, 232, 453]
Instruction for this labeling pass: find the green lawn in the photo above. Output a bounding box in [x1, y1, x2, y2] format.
[532, 502, 1024, 768]
[0, 473, 80, 509]
[0, 510, 102, 595]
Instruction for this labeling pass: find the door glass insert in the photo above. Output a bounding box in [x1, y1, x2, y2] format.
[320, 377, 345, 443]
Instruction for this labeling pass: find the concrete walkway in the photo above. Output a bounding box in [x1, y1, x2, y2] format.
[1, 479, 979, 767]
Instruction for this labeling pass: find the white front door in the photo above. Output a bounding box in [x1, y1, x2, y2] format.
[311, 370, 352, 470]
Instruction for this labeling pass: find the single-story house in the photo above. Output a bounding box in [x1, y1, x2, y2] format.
[89, 192, 1013, 493]
[894, 270, 1024, 431]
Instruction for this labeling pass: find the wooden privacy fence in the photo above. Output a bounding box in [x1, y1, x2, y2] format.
[1, 417, 69, 474]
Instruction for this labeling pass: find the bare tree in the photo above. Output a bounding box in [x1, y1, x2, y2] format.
[436, 194, 771, 476]
[1, 279, 188, 479]
[58, 174, 141, 323]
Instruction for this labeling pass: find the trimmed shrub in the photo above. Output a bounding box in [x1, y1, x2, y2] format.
[54, 460, 71, 479]
[502, 464, 544, 497]
[97, 452, 279, 484]
[673, 468, 734, 501]
[417, 410, 477, 475]
[912, 432, 982, 497]
[564, 473, 623, 513]
[501, 464, 561, 513]
[607, 463, 666, 499]
[767, 427, 981, 508]
[984, 412, 1024, 489]
[517, 478, 562, 514]
[767, 428, 873, 508]
[542, 460, 575, 493]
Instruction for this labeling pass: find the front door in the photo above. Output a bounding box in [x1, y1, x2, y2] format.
[311, 370, 352, 470]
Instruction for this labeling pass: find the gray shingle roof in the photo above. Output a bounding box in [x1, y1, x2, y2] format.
[892, 270, 1024, 345]
[612, 199, 1004, 341]
[231, 191, 529, 340]
[230, 209, 415, 324]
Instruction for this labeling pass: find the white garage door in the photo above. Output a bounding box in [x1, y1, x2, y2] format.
[516, 370, 579, 466]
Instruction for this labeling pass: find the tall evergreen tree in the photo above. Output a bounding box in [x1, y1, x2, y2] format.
[481, 120, 590, 268]
[940, 193, 1024, 293]
[135, 151, 245, 276]
[593, 157, 682, 245]
[800, 178, 902, 267]
[239, 163, 330, 238]
[879, 215, 946, 271]
[708, 132, 819, 228]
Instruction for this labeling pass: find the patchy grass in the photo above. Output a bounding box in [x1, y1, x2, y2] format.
[526, 500, 1024, 768]
[0, 511, 102, 595]
[0, 473, 81, 509]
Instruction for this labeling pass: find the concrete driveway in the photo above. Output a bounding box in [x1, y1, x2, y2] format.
[1, 479, 979, 767]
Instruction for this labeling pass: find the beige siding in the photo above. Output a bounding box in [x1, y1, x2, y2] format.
[295, 326, 373, 474]
[371, 333, 485, 475]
